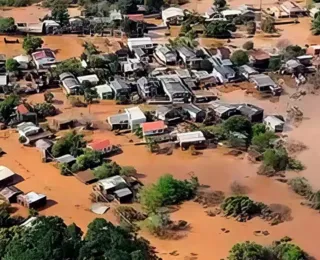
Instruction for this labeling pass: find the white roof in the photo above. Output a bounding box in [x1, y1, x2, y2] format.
[77, 74, 99, 84]
[125, 106, 146, 121]
[98, 175, 126, 190]
[162, 7, 184, 21]
[23, 191, 46, 204]
[94, 84, 112, 94]
[221, 9, 242, 16]
[0, 75, 7, 86]
[264, 115, 285, 126]
[14, 55, 31, 64]
[127, 37, 152, 50]
[177, 131, 205, 143]
[17, 122, 40, 135]
[0, 166, 15, 181]
[20, 216, 37, 227]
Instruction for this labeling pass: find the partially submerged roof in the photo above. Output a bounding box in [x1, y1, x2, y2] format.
[239, 65, 258, 75]
[110, 78, 130, 91]
[14, 54, 31, 64]
[264, 115, 285, 125]
[114, 187, 132, 198]
[22, 191, 46, 204]
[127, 37, 152, 50]
[125, 106, 146, 121]
[91, 202, 109, 214]
[35, 139, 53, 150]
[249, 49, 270, 61]
[0, 186, 22, 200]
[94, 84, 112, 93]
[77, 74, 99, 84]
[55, 154, 76, 164]
[162, 7, 184, 21]
[98, 175, 127, 190]
[251, 74, 277, 87]
[17, 122, 40, 134]
[281, 1, 302, 12]
[181, 103, 203, 114]
[32, 49, 55, 60]
[175, 69, 191, 79]
[176, 46, 197, 60]
[221, 9, 242, 16]
[209, 100, 236, 115]
[108, 113, 129, 125]
[16, 104, 29, 114]
[75, 170, 97, 184]
[141, 121, 166, 132]
[157, 75, 188, 94]
[177, 131, 205, 143]
[236, 103, 263, 117]
[88, 139, 112, 151]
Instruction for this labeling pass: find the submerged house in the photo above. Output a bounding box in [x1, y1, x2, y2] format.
[59, 72, 81, 94]
[16, 20, 60, 34]
[162, 7, 185, 25]
[248, 49, 270, 69]
[110, 78, 131, 98]
[32, 49, 56, 70]
[176, 46, 202, 69]
[127, 37, 153, 54]
[94, 84, 113, 99]
[87, 139, 115, 154]
[208, 100, 239, 120]
[157, 75, 191, 103]
[0, 166, 15, 188]
[137, 77, 159, 99]
[17, 192, 47, 209]
[181, 103, 206, 122]
[235, 103, 264, 123]
[280, 1, 305, 17]
[0, 186, 23, 203]
[176, 131, 206, 150]
[154, 45, 178, 65]
[141, 121, 166, 136]
[264, 115, 285, 132]
[250, 74, 282, 95]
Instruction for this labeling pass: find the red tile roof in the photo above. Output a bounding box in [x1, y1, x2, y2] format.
[17, 104, 29, 114]
[89, 139, 111, 151]
[33, 49, 55, 60]
[141, 121, 165, 132]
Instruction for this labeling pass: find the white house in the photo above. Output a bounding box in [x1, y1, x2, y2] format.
[221, 9, 242, 19]
[125, 106, 146, 130]
[264, 115, 285, 132]
[176, 131, 206, 149]
[77, 74, 99, 85]
[13, 55, 31, 69]
[154, 45, 177, 65]
[17, 122, 40, 137]
[127, 37, 153, 52]
[94, 84, 113, 99]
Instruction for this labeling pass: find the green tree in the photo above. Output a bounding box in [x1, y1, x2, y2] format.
[5, 58, 19, 72]
[51, 2, 70, 26]
[213, 0, 226, 8]
[312, 13, 320, 35]
[120, 166, 137, 176]
[268, 57, 282, 71]
[33, 102, 56, 118]
[231, 50, 249, 66]
[169, 30, 199, 48]
[263, 147, 289, 172]
[283, 45, 305, 61]
[223, 115, 252, 138]
[52, 58, 85, 77]
[252, 123, 266, 137]
[22, 35, 43, 54]
[205, 21, 235, 38]
[118, 0, 137, 14]
[93, 162, 122, 179]
[228, 241, 271, 260]
[272, 242, 308, 260]
[242, 41, 254, 50]
[145, 0, 163, 13]
[252, 131, 277, 152]
[0, 18, 16, 33]
[0, 95, 20, 123]
[139, 185, 164, 213]
[51, 131, 86, 157]
[44, 91, 54, 103]
[0, 226, 25, 258]
[74, 149, 103, 171]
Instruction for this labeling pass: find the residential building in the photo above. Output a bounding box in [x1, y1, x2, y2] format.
[176, 131, 206, 150]
[0, 166, 15, 187]
[13, 55, 31, 69]
[87, 139, 114, 154]
[162, 7, 185, 25]
[137, 77, 159, 99]
[77, 74, 99, 85]
[16, 20, 60, 34]
[239, 65, 259, 80]
[17, 122, 40, 137]
[17, 192, 47, 209]
[264, 115, 285, 132]
[141, 121, 166, 136]
[209, 56, 236, 83]
[250, 74, 282, 95]
[306, 45, 320, 56]
[235, 103, 264, 123]
[94, 84, 113, 99]
[248, 49, 270, 69]
[155, 105, 188, 123]
[125, 106, 146, 130]
[157, 74, 191, 103]
[192, 70, 216, 87]
[154, 45, 178, 65]
[120, 58, 144, 74]
[280, 1, 305, 17]
[181, 103, 206, 122]
[114, 188, 133, 203]
[75, 170, 97, 185]
[107, 113, 129, 130]
[133, 48, 149, 63]
[32, 49, 56, 70]
[127, 37, 153, 53]
[208, 100, 238, 119]
[55, 154, 76, 165]
[176, 46, 202, 68]
[59, 73, 81, 94]
[15, 104, 37, 124]
[221, 9, 242, 20]
[110, 78, 131, 98]
[0, 54, 7, 87]
[96, 175, 128, 194]
[0, 186, 23, 203]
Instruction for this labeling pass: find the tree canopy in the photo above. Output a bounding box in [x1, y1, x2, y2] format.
[5, 58, 19, 72]
[118, 0, 137, 14]
[0, 18, 16, 33]
[205, 21, 235, 38]
[213, 0, 226, 8]
[51, 131, 86, 157]
[0, 95, 20, 124]
[22, 35, 43, 54]
[223, 115, 252, 138]
[312, 13, 320, 35]
[93, 161, 122, 179]
[230, 50, 249, 66]
[51, 2, 70, 26]
[52, 58, 85, 77]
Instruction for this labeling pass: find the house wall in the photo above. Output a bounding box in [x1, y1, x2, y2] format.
[130, 117, 146, 130]
[143, 129, 165, 136]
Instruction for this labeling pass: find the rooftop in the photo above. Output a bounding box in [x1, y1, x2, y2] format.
[55, 154, 76, 164]
[98, 175, 127, 190]
[88, 139, 112, 151]
[248, 49, 270, 61]
[125, 106, 146, 121]
[108, 113, 129, 125]
[141, 121, 166, 132]
[0, 166, 15, 181]
[77, 74, 99, 84]
[114, 187, 132, 198]
[16, 104, 29, 114]
[177, 131, 205, 143]
[251, 74, 276, 87]
[32, 49, 55, 60]
[23, 191, 46, 204]
[75, 170, 97, 184]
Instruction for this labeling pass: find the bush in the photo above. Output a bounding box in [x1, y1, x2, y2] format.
[261, 17, 276, 33]
[22, 35, 43, 54]
[242, 41, 254, 50]
[28, 208, 39, 217]
[205, 21, 235, 38]
[52, 58, 85, 77]
[287, 158, 305, 171]
[75, 149, 103, 172]
[120, 166, 137, 176]
[272, 242, 308, 260]
[231, 50, 249, 66]
[247, 20, 256, 34]
[221, 196, 265, 219]
[252, 131, 278, 152]
[142, 212, 170, 237]
[213, 0, 226, 8]
[288, 177, 312, 197]
[268, 57, 282, 71]
[200, 124, 227, 140]
[58, 163, 71, 176]
[0, 17, 16, 33]
[229, 241, 271, 260]
[5, 58, 19, 72]
[33, 103, 56, 118]
[44, 91, 54, 103]
[252, 123, 266, 137]
[93, 162, 121, 179]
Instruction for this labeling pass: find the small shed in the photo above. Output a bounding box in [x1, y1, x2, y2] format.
[176, 131, 206, 150]
[264, 115, 285, 132]
[0, 166, 15, 188]
[75, 170, 97, 185]
[17, 192, 47, 209]
[35, 139, 53, 151]
[0, 186, 23, 203]
[114, 187, 133, 203]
